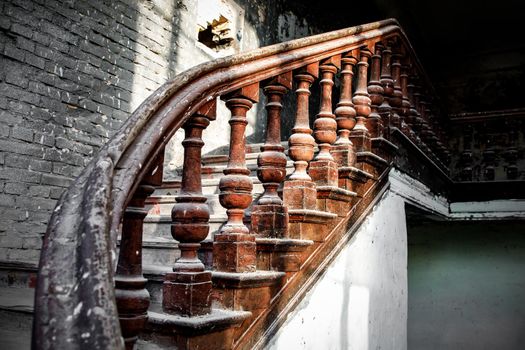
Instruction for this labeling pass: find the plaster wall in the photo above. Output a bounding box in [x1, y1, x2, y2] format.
[408, 220, 525, 350]
[267, 190, 409, 350]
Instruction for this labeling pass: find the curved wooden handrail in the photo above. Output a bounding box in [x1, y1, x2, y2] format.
[33, 18, 433, 349]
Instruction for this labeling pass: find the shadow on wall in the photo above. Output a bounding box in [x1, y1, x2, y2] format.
[161, 0, 329, 178]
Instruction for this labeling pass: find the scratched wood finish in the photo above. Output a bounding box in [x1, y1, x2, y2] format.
[163, 100, 216, 317]
[33, 19, 455, 350]
[214, 84, 259, 273]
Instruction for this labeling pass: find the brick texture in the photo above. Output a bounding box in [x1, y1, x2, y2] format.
[0, 0, 319, 264]
[0, 0, 187, 263]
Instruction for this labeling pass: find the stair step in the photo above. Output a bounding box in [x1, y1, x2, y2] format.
[201, 160, 294, 180]
[143, 214, 228, 240]
[151, 177, 264, 196]
[146, 193, 261, 217]
[141, 237, 180, 267]
[141, 215, 227, 267]
[0, 286, 34, 313]
[0, 286, 34, 350]
[202, 151, 261, 166]
[201, 141, 289, 166]
[0, 328, 31, 350]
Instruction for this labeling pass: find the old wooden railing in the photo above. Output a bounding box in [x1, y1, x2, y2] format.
[33, 19, 449, 349]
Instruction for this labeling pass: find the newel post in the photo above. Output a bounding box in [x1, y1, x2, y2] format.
[251, 73, 292, 238]
[213, 83, 259, 273]
[349, 47, 372, 152]
[115, 150, 164, 349]
[162, 100, 216, 317]
[283, 63, 319, 211]
[310, 55, 341, 187]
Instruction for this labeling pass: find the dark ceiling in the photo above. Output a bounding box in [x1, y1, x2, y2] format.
[284, 0, 525, 115]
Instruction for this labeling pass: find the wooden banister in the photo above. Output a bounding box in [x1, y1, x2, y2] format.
[33, 18, 450, 350]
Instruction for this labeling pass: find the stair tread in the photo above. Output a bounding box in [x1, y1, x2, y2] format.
[0, 328, 31, 350]
[146, 193, 260, 200]
[202, 160, 294, 172]
[144, 264, 172, 276]
[148, 305, 251, 329]
[142, 237, 179, 247]
[0, 287, 34, 313]
[144, 214, 228, 223]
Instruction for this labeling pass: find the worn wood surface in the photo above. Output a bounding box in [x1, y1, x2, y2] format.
[33, 18, 448, 349]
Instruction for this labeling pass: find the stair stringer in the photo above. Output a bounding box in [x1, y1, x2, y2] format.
[262, 167, 452, 349]
[237, 169, 391, 350]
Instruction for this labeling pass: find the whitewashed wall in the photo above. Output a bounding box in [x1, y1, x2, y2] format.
[267, 190, 409, 350]
[266, 169, 452, 350]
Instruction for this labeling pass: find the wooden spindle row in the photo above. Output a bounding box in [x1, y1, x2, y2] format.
[116, 40, 451, 349]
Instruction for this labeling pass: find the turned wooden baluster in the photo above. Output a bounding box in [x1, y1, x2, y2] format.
[310, 56, 340, 187]
[252, 74, 292, 237]
[313, 56, 339, 161]
[425, 104, 440, 152]
[257, 75, 291, 205]
[163, 100, 216, 317]
[213, 84, 259, 273]
[333, 51, 357, 167]
[350, 48, 372, 152]
[115, 150, 163, 349]
[406, 75, 418, 130]
[379, 42, 394, 138]
[283, 63, 319, 211]
[399, 64, 412, 136]
[367, 44, 384, 139]
[390, 49, 403, 129]
[411, 81, 425, 147]
[287, 63, 318, 181]
[419, 99, 431, 145]
[407, 75, 421, 145]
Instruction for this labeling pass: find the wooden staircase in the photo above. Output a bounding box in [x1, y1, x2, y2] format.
[131, 141, 387, 349]
[33, 19, 450, 350]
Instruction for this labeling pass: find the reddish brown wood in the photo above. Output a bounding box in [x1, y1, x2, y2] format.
[257, 75, 290, 205]
[115, 152, 163, 349]
[399, 64, 412, 136]
[287, 64, 318, 181]
[34, 18, 455, 350]
[349, 48, 372, 152]
[406, 74, 419, 134]
[410, 80, 425, 148]
[238, 170, 391, 350]
[390, 48, 403, 129]
[310, 56, 341, 187]
[367, 44, 384, 138]
[251, 74, 292, 238]
[163, 100, 216, 317]
[313, 56, 340, 161]
[283, 64, 319, 211]
[214, 84, 259, 273]
[332, 51, 357, 167]
[379, 42, 394, 137]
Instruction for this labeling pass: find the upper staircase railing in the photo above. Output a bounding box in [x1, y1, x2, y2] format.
[33, 18, 449, 349]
